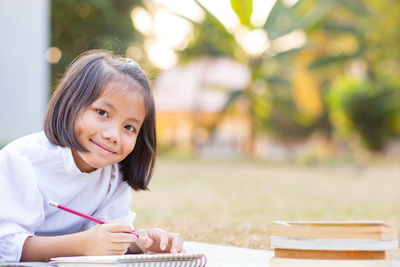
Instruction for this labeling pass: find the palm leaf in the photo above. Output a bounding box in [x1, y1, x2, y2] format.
[264, 0, 334, 41]
[231, 0, 253, 27]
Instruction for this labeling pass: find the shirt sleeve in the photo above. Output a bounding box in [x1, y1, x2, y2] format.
[0, 148, 45, 262]
[83, 169, 136, 230]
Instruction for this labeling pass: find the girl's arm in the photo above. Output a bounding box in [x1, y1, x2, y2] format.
[21, 222, 137, 262]
[21, 233, 85, 262]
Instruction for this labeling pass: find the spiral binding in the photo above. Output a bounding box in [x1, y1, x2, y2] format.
[51, 253, 207, 267]
[116, 253, 207, 267]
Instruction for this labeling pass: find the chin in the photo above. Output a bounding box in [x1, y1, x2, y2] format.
[85, 160, 111, 170]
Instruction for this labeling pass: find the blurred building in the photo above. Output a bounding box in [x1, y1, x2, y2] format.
[154, 57, 251, 157]
[0, 0, 49, 145]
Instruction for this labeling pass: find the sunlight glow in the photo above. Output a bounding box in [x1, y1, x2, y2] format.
[236, 28, 269, 56]
[152, 0, 205, 22]
[271, 30, 306, 53]
[198, 0, 240, 32]
[251, 0, 276, 27]
[147, 41, 177, 69]
[153, 10, 192, 50]
[144, 0, 281, 65]
[282, 0, 300, 7]
[45, 47, 62, 63]
[131, 7, 153, 34]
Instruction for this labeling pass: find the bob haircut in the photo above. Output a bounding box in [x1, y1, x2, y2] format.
[44, 49, 156, 191]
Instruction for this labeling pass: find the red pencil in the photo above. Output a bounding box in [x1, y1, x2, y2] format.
[48, 200, 140, 238]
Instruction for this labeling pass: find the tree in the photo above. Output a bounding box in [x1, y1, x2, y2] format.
[51, 0, 144, 90]
[178, 0, 400, 152]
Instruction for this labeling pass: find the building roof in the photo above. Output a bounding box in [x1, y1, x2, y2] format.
[154, 57, 251, 113]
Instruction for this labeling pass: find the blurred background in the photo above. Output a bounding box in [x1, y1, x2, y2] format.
[1, 0, 400, 249]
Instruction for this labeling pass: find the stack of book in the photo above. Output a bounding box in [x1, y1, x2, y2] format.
[269, 221, 400, 267]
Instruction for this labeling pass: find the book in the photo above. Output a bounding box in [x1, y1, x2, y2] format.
[50, 253, 207, 267]
[271, 221, 398, 240]
[270, 236, 398, 251]
[274, 249, 400, 260]
[269, 257, 400, 267]
[270, 220, 400, 261]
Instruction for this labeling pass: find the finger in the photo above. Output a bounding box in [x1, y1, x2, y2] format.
[102, 222, 134, 233]
[159, 232, 169, 251]
[110, 241, 132, 251]
[110, 233, 137, 243]
[135, 231, 153, 252]
[139, 232, 152, 242]
[172, 237, 184, 253]
[169, 233, 182, 254]
[107, 248, 128, 255]
[133, 230, 150, 243]
[178, 238, 184, 253]
[105, 220, 125, 224]
[143, 236, 153, 249]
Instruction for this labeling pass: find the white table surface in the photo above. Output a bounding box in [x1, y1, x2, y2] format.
[184, 241, 273, 266]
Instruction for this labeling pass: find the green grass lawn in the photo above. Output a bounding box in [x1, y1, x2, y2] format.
[131, 157, 400, 249]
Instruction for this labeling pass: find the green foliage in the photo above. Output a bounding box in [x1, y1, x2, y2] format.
[264, 0, 333, 41]
[180, 0, 243, 61]
[51, 0, 143, 89]
[49, 0, 400, 154]
[253, 77, 327, 141]
[328, 77, 399, 151]
[180, 0, 400, 153]
[182, 0, 335, 142]
[254, 92, 315, 140]
[304, 0, 400, 152]
[230, 0, 253, 27]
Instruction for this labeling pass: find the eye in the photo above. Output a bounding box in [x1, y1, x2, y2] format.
[96, 109, 108, 117]
[124, 125, 136, 133]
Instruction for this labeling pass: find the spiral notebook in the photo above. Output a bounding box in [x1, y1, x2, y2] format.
[50, 253, 207, 267]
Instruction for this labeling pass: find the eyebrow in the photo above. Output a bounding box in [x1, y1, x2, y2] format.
[98, 100, 142, 125]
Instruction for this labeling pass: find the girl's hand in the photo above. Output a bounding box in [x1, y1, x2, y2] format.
[81, 220, 138, 255]
[131, 228, 184, 254]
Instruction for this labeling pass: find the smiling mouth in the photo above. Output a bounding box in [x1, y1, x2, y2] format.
[90, 140, 116, 154]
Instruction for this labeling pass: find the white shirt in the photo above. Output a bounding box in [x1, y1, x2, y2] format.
[0, 132, 136, 262]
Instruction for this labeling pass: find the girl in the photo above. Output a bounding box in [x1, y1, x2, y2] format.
[0, 50, 183, 262]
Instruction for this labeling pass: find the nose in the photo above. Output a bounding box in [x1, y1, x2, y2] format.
[102, 124, 120, 144]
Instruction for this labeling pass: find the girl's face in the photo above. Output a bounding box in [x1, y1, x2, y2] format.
[72, 80, 146, 173]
